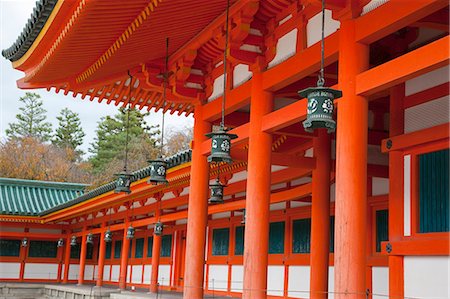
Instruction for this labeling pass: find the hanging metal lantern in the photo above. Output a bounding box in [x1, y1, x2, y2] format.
[70, 236, 77, 247]
[209, 179, 225, 204]
[21, 238, 28, 247]
[86, 233, 94, 245]
[206, 127, 237, 164]
[241, 209, 246, 225]
[57, 238, 64, 247]
[114, 171, 132, 194]
[147, 158, 168, 185]
[104, 229, 113, 242]
[126, 225, 135, 239]
[154, 221, 164, 236]
[299, 86, 342, 133]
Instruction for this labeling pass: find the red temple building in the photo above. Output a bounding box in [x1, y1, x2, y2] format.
[1, 0, 449, 298]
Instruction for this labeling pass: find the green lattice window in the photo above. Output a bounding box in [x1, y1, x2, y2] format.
[234, 226, 244, 255]
[135, 238, 144, 258]
[70, 243, 80, 259]
[105, 242, 112, 259]
[28, 241, 57, 258]
[212, 228, 230, 256]
[376, 210, 389, 252]
[114, 240, 122, 259]
[292, 218, 311, 253]
[161, 235, 172, 257]
[147, 237, 153, 257]
[0, 239, 21, 257]
[269, 222, 285, 254]
[419, 149, 449, 233]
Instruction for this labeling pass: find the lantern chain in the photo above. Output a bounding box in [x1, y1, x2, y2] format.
[160, 37, 169, 158]
[124, 71, 132, 172]
[221, 0, 230, 128]
[318, 0, 326, 87]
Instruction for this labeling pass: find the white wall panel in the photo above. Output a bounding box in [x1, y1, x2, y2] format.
[231, 265, 243, 293]
[127, 265, 131, 283]
[288, 266, 310, 298]
[0, 262, 20, 279]
[208, 265, 228, 291]
[404, 155, 411, 236]
[270, 202, 286, 211]
[372, 177, 389, 196]
[328, 266, 334, 299]
[307, 10, 340, 47]
[131, 265, 142, 284]
[158, 265, 171, 286]
[111, 265, 120, 282]
[84, 265, 94, 280]
[405, 96, 449, 133]
[405, 65, 449, 96]
[24, 263, 58, 279]
[404, 256, 450, 298]
[68, 264, 79, 280]
[372, 267, 389, 299]
[211, 212, 231, 220]
[233, 64, 252, 87]
[361, 0, 389, 15]
[143, 265, 152, 284]
[267, 265, 284, 296]
[103, 265, 111, 281]
[93, 265, 98, 281]
[208, 74, 224, 101]
[268, 29, 297, 68]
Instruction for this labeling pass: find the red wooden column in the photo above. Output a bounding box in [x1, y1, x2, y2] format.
[18, 230, 28, 282]
[96, 224, 107, 287]
[78, 230, 88, 285]
[63, 235, 71, 283]
[310, 129, 331, 299]
[388, 84, 405, 298]
[183, 104, 211, 299]
[334, 18, 369, 299]
[243, 70, 273, 299]
[119, 226, 131, 289]
[150, 209, 162, 293]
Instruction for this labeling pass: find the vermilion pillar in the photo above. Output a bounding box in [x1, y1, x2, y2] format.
[119, 227, 131, 289]
[63, 235, 71, 283]
[96, 225, 107, 287]
[183, 105, 211, 299]
[310, 129, 331, 299]
[334, 19, 369, 299]
[78, 232, 87, 285]
[243, 71, 273, 299]
[150, 232, 162, 292]
[388, 84, 405, 298]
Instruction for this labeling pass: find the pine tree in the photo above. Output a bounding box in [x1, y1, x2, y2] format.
[89, 107, 159, 174]
[6, 92, 52, 142]
[53, 108, 85, 155]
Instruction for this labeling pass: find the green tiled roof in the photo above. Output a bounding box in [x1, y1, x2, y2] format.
[0, 177, 87, 216]
[39, 149, 192, 216]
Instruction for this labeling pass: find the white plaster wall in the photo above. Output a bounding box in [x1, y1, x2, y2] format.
[368, 145, 389, 165]
[307, 10, 340, 47]
[228, 170, 247, 184]
[175, 219, 188, 225]
[372, 177, 389, 196]
[211, 212, 231, 220]
[208, 265, 228, 291]
[68, 264, 80, 280]
[208, 74, 224, 101]
[361, 0, 389, 15]
[404, 256, 450, 298]
[291, 177, 312, 187]
[130, 265, 142, 284]
[405, 65, 449, 96]
[127, 265, 131, 283]
[267, 265, 285, 296]
[158, 265, 171, 286]
[0, 227, 23, 232]
[93, 265, 98, 281]
[372, 267, 389, 299]
[404, 155, 411, 237]
[143, 265, 152, 284]
[405, 96, 449, 133]
[268, 29, 298, 68]
[111, 265, 120, 282]
[0, 262, 20, 279]
[270, 202, 286, 211]
[24, 263, 58, 279]
[231, 265, 243, 292]
[288, 266, 310, 298]
[328, 266, 335, 299]
[60, 264, 65, 280]
[103, 265, 111, 281]
[84, 265, 94, 280]
[271, 182, 287, 191]
[233, 64, 252, 87]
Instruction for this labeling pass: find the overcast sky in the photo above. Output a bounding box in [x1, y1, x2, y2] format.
[0, 0, 193, 155]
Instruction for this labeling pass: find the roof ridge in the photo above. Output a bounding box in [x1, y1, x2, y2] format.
[0, 177, 88, 189]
